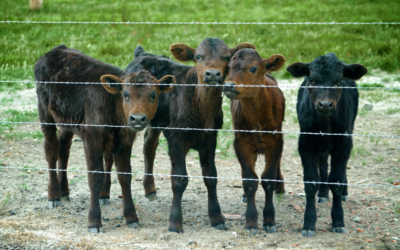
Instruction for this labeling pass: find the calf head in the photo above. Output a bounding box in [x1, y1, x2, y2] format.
[287, 53, 367, 115]
[101, 70, 175, 131]
[169, 38, 256, 86]
[223, 48, 286, 99]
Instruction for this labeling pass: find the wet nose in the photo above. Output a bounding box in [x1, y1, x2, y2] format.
[223, 82, 236, 92]
[204, 69, 223, 84]
[129, 113, 149, 131]
[317, 101, 334, 113]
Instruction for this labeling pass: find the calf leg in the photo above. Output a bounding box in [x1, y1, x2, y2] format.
[114, 147, 139, 228]
[262, 137, 283, 234]
[299, 141, 320, 237]
[83, 140, 105, 233]
[329, 140, 352, 234]
[274, 161, 285, 195]
[167, 135, 189, 233]
[99, 151, 113, 205]
[199, 133, 226, 230]
[234, 138, 258, 236]
[43, 123, 61, 208]
[57, 128, 74, 201]
[143, 128, 161, 200]
[317, 153, 329, 203]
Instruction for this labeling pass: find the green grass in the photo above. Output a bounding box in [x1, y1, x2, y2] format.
[357, 83, 385, 90]
[1, 0, 400, 91]
[0, 109, 42, 141]
[1, 192, 11, 207]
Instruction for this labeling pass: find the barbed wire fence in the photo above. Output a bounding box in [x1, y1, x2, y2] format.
[1, 20, 400, 190]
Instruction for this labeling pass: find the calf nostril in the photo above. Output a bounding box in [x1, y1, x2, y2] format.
[230, 85, 235, 89]
[319, 102, 324, 107]
[329, 102, 333, 107]
[216, 72, 221, 77]
[130, 116, 136, 122]
[141, 116, 146, 123]
[206, 72, 211, 76]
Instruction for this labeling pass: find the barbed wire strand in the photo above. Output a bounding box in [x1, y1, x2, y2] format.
[1, 80, 400, 90]
[2, 166, 399, 189]
[0, 121, 398, 138]
[1, 21, 400, 25]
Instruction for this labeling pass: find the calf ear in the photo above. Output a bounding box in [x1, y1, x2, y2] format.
[230, 42, 256, 56]
[286, 62, 310, 77]
[169, 44, 196, 62]
[343, 64, 367, 80]
[157, 75, 175, 93]
[134, 45, 145, 58]
[100, 74, 124, 94]
[264, 54, 286, 73]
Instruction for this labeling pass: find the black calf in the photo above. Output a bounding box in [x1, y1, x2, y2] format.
[287, 53, 367, 237]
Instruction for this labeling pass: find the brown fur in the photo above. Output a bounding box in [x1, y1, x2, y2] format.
[223, 48, 286, 233]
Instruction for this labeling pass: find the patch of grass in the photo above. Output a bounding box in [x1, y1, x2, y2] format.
[1, 192, 11, 207]
[0, 109, 42, 141]
[358, 108, 368, 117]
[351, 144, 371, 158]
[383, 178, 393, 183]
[69, 175, 87, 186]
[385, 108, 400, 115]
[20, 182, 28, 191]
[1, 0, 400, 91]
[374, 156, 384, 163]
[357, 83, 385, 90]
[394, 202, 400, 216]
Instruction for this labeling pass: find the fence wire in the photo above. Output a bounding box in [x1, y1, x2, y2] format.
[2, 166, 399, 189]
[1, 21, 400, 25]
[0, 121, 398, 138]
[1, 80, 400, 90]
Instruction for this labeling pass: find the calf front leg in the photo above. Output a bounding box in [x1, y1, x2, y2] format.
[143, 128, 161, 200]
[99, 151, 113, 205]
[299, 140, 320, 237]
[167, 136, 189, 233]
[234, 138, 258, 236]
[114, 147, 139, 228]
[317, 153, 329, 203]
[199, 132, 226, 230]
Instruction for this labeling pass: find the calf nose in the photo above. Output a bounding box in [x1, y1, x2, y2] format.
[317, 101, 334, 113]
[223, 82, 236, 92]
[129, 113, 149, 131]
[204, 69, 223, 84]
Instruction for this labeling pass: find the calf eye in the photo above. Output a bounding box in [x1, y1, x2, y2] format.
[151, 92, 156, 99]
[308, 78, 314, 84]
[123, 93, 129, 100]
[249, 67, 257, 73]
[195, 55, 202, 61]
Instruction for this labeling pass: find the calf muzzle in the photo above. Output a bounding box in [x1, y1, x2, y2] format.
[222, 82, 239, 99]
[129, 113, 149, 131]
[203, 69, 223, 85]
[316, 100, 335, 115]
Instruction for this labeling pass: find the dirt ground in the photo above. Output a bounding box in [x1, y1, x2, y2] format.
[0, 74, 400, 249]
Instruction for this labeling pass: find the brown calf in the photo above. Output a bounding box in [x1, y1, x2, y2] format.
[126, 38, 256, 233]
[222, 48, 286, 236]
[34, 44, 174, 233]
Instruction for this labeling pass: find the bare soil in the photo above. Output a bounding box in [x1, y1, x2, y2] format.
[0, 75, 400, 249]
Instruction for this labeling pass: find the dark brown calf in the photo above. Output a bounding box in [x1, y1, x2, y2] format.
[126, 38, 256, 233]
[34, 44, 174, 233]
[222, 48, 286, 236]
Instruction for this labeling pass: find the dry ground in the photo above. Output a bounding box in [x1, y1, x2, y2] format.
[0, 73, 400, 249]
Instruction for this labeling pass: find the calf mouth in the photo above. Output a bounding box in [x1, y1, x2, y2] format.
[203, 80, 223, 86]
[222, 89, 239, 99]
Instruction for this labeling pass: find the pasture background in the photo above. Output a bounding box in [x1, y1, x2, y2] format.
[0, 0, 400, 249]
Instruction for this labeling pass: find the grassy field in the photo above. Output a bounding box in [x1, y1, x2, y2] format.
[1, 0, 400, 91]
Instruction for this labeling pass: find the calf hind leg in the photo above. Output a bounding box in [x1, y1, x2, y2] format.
[317, 153, 329, 203]
[99, 151, 113, 205]
[57, 128, 74, 202]
[143, 128, 161, 201]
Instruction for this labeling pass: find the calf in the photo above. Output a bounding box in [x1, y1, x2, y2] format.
[125, 38, 256, 233]
[286, 53, 367, 237]
[222, 49, 286, 235]
[34, 44, 175, 233]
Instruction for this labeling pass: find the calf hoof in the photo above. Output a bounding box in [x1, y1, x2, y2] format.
[60, 195, 70, 201]
[89, 227, 104, 234]
[127, 222, 141, 229]
[48, 200, 61, 208]
[145, 193, 157, 201]
[241, 196, 247, 204]
[302, 230, 315, 237]
[99, 198, 110, 205]
[214, 223, 228, 231]
[342, 196, 348, 202]
[168, 227, 183, 234]
[264, 225, 276, 234]
[316, 197, 329, 203]
[332, 227, 346, 233]
[245, 228, 258, 236]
